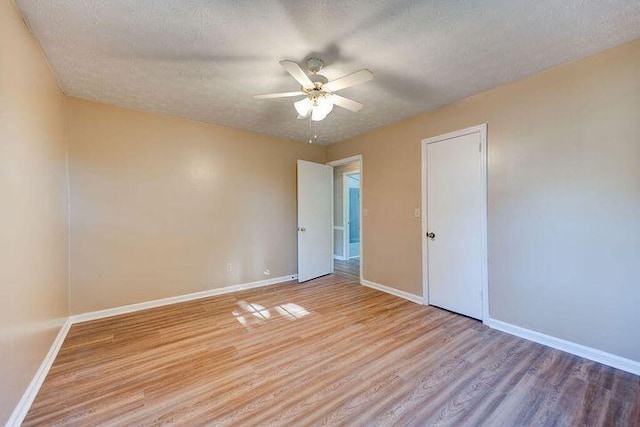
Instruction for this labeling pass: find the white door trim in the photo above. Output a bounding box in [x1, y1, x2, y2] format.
[327, 155, 364, 283]
[421, 124, 489, 323]
[328, 155, 361, 167]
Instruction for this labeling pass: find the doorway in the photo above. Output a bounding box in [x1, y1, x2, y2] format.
[345, 172, 360, 259]
[327, 156, 363, 282]
[421, 124, 488, 321]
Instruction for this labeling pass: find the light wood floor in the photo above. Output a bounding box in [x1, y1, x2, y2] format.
[333, 258, 359, 282]
[25, 274, 639, 426]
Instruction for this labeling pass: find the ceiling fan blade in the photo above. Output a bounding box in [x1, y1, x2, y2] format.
[279, 60, 314, 89]
[330, 95, 363, 112]
[253, 91, 305, 99]
[324, 69, 374, 92]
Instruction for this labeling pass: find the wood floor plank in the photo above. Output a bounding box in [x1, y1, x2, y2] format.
[333, 258, 360, 282]
[24, 273, 640, 426]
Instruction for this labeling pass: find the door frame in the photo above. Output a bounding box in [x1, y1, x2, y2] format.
[343, 171, 360, 259]
[327, 155, 364, 283]
[421, 124, 489, 322]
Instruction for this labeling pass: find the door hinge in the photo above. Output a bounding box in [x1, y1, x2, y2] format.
[479, 142, 481, 152]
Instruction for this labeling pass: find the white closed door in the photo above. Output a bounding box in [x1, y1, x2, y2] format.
[297, 160, 333, 282]
[425, 128, 486, 320]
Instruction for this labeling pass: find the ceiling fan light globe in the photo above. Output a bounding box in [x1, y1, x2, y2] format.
[316, 96, 333, 115]
[326, 100, 334, 115]
[308, 96, 334, 122]
[294, 97, 313, 117]
[311, 108, 328, 121]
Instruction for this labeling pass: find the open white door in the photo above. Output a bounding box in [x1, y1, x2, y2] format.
[297, 160, 333, 282]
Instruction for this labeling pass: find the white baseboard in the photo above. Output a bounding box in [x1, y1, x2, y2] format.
[6, 319, 72, 427]
[70, 274, 298, 323]
[360, 279, 423, 305]
[486, 318, 640, 376]
[7, 274, 298, 424]
[333, 255, 346, 261]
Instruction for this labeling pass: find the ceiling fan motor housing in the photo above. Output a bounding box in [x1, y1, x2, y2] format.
[309, 74, 328, 86]
[305, 58, 329, 95]
[306, 57, 324, 74]
[304, 74, 330, 101]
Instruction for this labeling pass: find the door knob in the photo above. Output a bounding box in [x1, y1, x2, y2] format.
[426, 232, 435, 239]
[298, 227, 306, 232]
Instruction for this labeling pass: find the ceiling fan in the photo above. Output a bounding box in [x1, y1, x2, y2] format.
[253, 58, 374, 121]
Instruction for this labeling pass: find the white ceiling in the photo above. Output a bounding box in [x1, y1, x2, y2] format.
[15, 0, 640, 144]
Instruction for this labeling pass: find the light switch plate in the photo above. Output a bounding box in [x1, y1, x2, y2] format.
[363, 208, 368, 217]
[414, 208, 421, 218]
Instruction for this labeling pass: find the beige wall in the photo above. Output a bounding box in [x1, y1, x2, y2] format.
[67, 98, 325, 314]
[327, 39, 640, 362]
[0, 0, 69, 422]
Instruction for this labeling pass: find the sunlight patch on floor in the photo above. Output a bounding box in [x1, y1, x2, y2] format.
[232, 301, 309, 329]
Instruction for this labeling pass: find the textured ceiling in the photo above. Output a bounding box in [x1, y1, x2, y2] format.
[15, 0, 640, 144]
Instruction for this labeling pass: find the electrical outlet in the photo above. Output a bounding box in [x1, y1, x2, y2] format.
[263, 269, 270, 276]
[414, 208, 421, 218]
[363, 208, 368, 217]
[226, 263, 233, 272]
